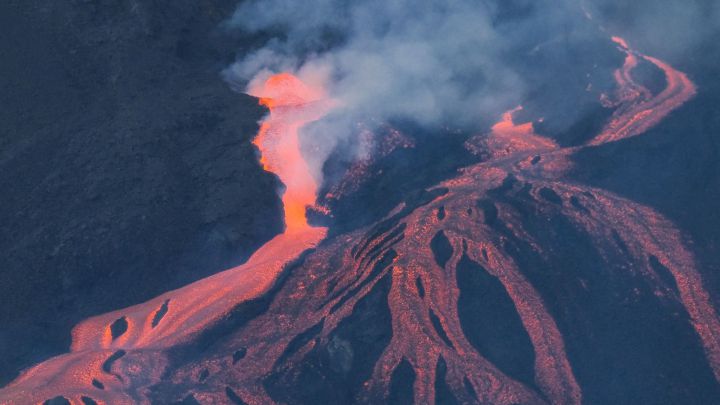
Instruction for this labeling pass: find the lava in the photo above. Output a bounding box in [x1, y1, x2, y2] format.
[0, 73, 331, 404]
[249, 73, 335, 231]
[2, 36, 718, 405]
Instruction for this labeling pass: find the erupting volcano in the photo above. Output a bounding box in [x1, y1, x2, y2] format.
[2, 5, 720, 404]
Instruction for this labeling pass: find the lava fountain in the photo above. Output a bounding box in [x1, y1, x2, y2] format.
[249, 73, 334, 232]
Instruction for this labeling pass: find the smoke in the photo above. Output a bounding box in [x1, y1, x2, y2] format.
[222, 0, 717, 190]
[224, 1, 580, 181]
[581, 0, 720, 61]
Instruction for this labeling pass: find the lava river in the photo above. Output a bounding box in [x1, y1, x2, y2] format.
[1, 37, 719, 405]
[0, 74, 333, 404]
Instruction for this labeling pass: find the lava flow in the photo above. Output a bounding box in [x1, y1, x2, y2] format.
[2, 35, 719, 405]
[138, 37, 720, 405]
[249, 73, 334, 232]
[0, 73, 331, 405]
[588, 36, 697, 146]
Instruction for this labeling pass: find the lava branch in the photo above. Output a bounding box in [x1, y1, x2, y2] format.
[588, 36, 697, 146]
[249, 73, 336, 232]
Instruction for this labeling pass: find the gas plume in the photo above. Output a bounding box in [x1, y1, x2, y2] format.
[225, 0, 717, 195]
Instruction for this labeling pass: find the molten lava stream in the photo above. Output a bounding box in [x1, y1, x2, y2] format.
[588, 36, 697, 146]
[0, 73, 332, 405]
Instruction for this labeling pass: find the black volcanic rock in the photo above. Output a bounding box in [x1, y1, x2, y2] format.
[0, 0, 281, 384]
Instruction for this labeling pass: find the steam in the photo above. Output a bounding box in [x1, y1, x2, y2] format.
[223, 0, 548, 185]
[226, 1, 527, 126]
[223, 0, 717, 189]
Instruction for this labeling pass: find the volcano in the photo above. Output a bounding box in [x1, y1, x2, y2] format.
[2, 1, 720, 404]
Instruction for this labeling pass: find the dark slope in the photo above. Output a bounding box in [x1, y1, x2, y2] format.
[0, 0, 280, 384]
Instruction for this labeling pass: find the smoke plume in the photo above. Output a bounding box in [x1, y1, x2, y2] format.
[223, 0, 717, 188]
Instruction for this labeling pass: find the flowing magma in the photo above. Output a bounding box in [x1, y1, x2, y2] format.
[249, 73, 335, 232]
[1, 37, 719, 405]
[0, 73, 332, 404]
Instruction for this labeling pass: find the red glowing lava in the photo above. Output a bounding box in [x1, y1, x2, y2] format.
[249, 73, 334, 231]
[1, 36, 717, 405]
[588, 36, 697, 146]
[0, 73, 331, 404]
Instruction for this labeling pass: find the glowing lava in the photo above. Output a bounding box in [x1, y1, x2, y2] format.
[1, 37, 717, 405]
[0, 73, 331, 404]
[249, 73, 334, 232]
[143, 39, 716, 404]
[588, 36, 697, 146]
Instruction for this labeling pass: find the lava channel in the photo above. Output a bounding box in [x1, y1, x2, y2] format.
[0, 73, 332, 405]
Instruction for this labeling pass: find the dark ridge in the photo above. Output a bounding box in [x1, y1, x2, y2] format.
[632, 57, 669, 96]
[349, 187, 449, 258]
[275, 319, 325, 367]
[481, 248, 489, 261]
[477, 199, 498, 225]
[225, 387, 248, 405]
[362, 223, 406, 265]
[91, 378, 104, 389]
[538, 187, 562, 205]
[333, 272, 394, 390]
[198, 368, 209, 382]
[569, 196, 588, 212]
[109, 316, 128, 340]
[463, 376, 479, 402]
[531, 155, 541, 165]
[415, 276, 425, 299]
[330, 249, 396, 313]
[320, 112, 471, 236]
[611, 229, 630, 255]
[388, 358, 416, 405]
[325, 277, 341, 297]
[430, 231, 453, 269]
[232, 348, 247, 364]
[43, 397, 70, 405]
[437, 206, 446, 220]
[456, 253, 536, 389]
[80, 397, 98, 405]
[174, 394, 201, 405]
[353, 222, 405, 263]
[435, 356, 460, 405]
[517, 183, 534, 203]
[649, 255, 680, 295]
[496, 200, 720, 404]
[429, 309, 455, 349]
[264, 273, 394, 404]
[102, 349, 126, 373]
[151, 299, 170, 328]
[163, 247, 317, 367]
[488, 174, 518, 196]
[537, 103, 615, 146]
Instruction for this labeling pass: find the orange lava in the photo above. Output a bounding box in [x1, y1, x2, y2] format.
[0, 73, 331, 404]
[588, 36, 697, 145]
[2, 38, 718, 405]
[250, 73, 334, 231]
